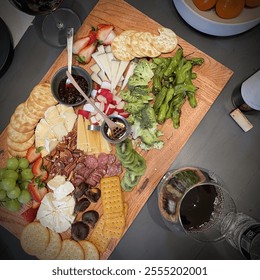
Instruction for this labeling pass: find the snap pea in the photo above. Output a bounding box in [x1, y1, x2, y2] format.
[157, 102, 169, 124]
[153, 59, 171, 94]
[163, 48, 183, 78]
[185, 69, 198, 108]
[176, 60, 193, 85]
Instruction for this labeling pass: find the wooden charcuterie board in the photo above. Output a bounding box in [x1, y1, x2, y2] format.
[0, 0, 233, 259]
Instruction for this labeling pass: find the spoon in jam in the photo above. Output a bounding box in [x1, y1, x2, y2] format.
[66, 27, 74, 86]
[66, 71, 126, 139]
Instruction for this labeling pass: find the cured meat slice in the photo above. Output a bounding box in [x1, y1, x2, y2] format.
[107, 154, 116, 165]
[76, 167, 93, 179]
[97, 153, 109, 166]
[106, 164, 122, 176]
[84, 155, 99, 169]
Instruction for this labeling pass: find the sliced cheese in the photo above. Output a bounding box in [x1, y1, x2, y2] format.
[77, 115, 88, 153]
[91, 72, 102, 85]
[97, 45, 105, 54]
[111, 59, 120, 91]
[105, 45, 112, 53]
[90, 63, 101, 74]
[48, 175, 66, 191]
[100, 133, 112, 153]
[44, 106, 60, 122]
[97, 52, 112, 81]
[85, 118, 100, 154]
[121, 61, 137, 90]
[98, 70, 108, 82]
[45, 138, 59, 154]
[53, 181, 74, 200]
[62, 111, 77, 132]
[92, 51, 107, 74]
[114, 60, 129, 90]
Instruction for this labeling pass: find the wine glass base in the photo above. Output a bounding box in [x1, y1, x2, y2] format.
[42, 8, 81, 47]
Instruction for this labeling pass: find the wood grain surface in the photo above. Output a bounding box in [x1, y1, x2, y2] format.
[0, 0, 233, 259]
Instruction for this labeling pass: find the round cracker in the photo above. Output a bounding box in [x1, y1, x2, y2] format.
[152, 27, 178, 53]
[111, 35, 135, 61]
[78, 240, 99, 260]
[25, 98, 45, 119]
[10, 103, 38, 133]
[21, 222, 50, 256]
[131, 32, 146, 57]
[8, 147, 27, 158]
[30, 83, 57, 108]
[37, 230, 62, 260]
[56, 239, 84, 260]
[7, 134, 35, 152]
[137, 32, 161, 57]
[7, 124, 34, 143]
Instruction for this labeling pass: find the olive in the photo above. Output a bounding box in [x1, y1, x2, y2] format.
[74, 197, 91, 213]
[71, 221, 89, 241]
[82, 210, 99, 227]
[85, 187, 101, 203]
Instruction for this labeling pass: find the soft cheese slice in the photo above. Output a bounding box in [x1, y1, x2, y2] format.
[77, 115, 88, 152]
[90, 63, 101, 74]
[44, 106, 60, 123]
[50, 123, 68, 141]
[62, 110, 77, 132]
[53, 181, 74, 200]
[48, 175, 66, 191]
[92, 51, 107, 75]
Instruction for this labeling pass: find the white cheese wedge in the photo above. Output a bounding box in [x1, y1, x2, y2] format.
[45, 138, 59, 154]
[92, 51, 107, 75]
[91, 72, 102, 85]
[90, 63, 101, 74]
[97, 69, 108, 82]
[105, 45, 112, 53]
[100, 133, 112, 153]
[114, 60, 129, 90]
[97, 45, 106, 54]
[121, 61, 137, 90]
[111, 59, 120, 90]
[97, 52, 112, 81]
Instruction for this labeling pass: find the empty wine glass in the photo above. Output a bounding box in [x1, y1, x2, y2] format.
[8, 0, 81, 47]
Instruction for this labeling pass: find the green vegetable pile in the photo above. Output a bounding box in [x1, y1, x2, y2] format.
[120, 59, 163, 150]
[152, 47, 204, 128]
[116, 139, 146, 191]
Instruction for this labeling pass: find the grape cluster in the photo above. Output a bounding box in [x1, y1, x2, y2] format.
[0, 157, 33, 212]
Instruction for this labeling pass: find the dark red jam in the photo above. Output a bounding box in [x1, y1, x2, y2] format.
[58, 74, 89, 104]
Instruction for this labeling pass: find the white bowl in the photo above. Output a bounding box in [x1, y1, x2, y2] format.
[173, 0, 260, 36]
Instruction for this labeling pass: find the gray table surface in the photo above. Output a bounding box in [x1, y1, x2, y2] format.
[0, 0, 259, 260]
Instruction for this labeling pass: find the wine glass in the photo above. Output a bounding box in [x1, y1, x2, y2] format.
[8, 0, 81, 47]
[157, 167, 237, 242]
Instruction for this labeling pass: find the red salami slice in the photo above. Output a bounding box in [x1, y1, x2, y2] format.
[97, 153, 109, 166]
[84, 155, 99, 169]
[107, 154, 116, 165]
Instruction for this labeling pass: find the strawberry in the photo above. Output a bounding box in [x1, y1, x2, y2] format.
[32, 158, 48, 181]
[31, 200, 40, 209]
[103, 30, 116, 45]
[21, 207, 38, 223]
[72, 36, 90, 54]
[88, 30, 98, 45]
[96, 24, 114, 43]
[77, 42, 97, 64]
[28, 182, 47, 203]
[26, 146, 43, 163]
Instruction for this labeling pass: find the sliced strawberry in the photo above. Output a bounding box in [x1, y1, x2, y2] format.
[31, 200, 40, 209]
[96, 24, 114, 43]
[32, 158, 48, 181]
[88, 30, 97, 45]
[28, 182, 47, 203]
[72, 36, 90, 54]
[26, 146, 42, 163]
[77, 42, 97, 64]
[21, 207, 38, 223]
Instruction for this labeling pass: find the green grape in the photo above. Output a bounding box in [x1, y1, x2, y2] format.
[0, 168, 5, 180]
[20, 181, 29, 190]
[0, 178, 16, 191]
[0, 189, 7, 201]
[3, 169, 19, 181]
[18, 189, 31, 204]
[4, 199, 21, 212]
[21, 168, 34, 180]
[6, 157, 19, 170]
[18, 158, 29, 169]
[7, 186, 21, 199]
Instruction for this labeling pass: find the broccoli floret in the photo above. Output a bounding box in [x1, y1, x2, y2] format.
[132, 87, 150, 95]
[128, 75, 148, 90]
[140, 105, 157, 130]
[120, 90, 153, 103]
[126, 114, 135, 125]
[124, 102, 146, 114]
[153, 141, 164, 150]
[139, 129, 159, 146]
[134, 59, 154, 83]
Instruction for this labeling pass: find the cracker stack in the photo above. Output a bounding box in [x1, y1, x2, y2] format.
[111, 27, 178, 61]
[7, 83, 58, 157]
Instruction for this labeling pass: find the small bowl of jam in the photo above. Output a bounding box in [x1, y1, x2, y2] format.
[51, 65, 92, 106]
[100, 114, 132, 144]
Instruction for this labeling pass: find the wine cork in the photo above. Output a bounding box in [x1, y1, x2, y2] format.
[230, 108, 253, 132]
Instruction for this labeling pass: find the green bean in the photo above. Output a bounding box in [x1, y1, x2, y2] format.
[163, 48, 183, 78]
[153, 86, 167, 113]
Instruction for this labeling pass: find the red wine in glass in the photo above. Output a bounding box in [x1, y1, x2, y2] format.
[8, 0, 81, 47]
